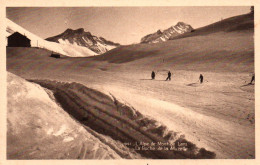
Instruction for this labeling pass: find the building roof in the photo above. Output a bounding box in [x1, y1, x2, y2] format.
[8, 32, 31, 41]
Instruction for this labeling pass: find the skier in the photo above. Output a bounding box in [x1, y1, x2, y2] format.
[249, 73, 255, 84]
[166, 71, 172, 81]
[151, 71, 155, 80]
[199, 74, 203, 84]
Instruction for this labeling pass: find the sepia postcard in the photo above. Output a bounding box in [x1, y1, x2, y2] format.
[0, 0, 259, 165]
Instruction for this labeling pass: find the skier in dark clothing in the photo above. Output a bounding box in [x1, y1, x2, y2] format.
[250, 73, 255, 84]
[151, 71, 155, 80]
[199, 74, 203, 84]
[166, 71, 172, 81]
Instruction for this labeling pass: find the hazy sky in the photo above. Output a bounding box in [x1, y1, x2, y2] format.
[6, 7, 250, 45]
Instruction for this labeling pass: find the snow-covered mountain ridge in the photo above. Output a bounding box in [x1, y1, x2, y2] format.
[46, 28, 120, 54]
[141, 22, 193, 44]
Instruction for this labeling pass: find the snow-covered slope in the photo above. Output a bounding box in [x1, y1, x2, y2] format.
[169, 13, 254, 40]
[46, 28, 120, 54]
[7, 72, 143, 159]
[141, 22, 193, 44]
[7, 72, 216, 159]
[6, 18, 97, 57]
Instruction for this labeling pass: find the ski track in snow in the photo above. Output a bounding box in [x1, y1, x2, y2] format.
[93, 84, 254, 159]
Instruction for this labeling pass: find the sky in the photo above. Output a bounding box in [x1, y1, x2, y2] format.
[6, 7, 250, 45]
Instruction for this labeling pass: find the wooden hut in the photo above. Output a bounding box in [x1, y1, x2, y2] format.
[7, 32, 31, 47]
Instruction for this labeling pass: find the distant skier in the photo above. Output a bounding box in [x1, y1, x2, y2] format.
[249, 73, 255, 84]
[199, 74, 203, 84]
[151, 71, 155, 80]
[166, 71, 172, 81]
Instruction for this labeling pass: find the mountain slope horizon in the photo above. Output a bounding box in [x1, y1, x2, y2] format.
[170, 12, 253, 40]
[92, 12, 254, 73]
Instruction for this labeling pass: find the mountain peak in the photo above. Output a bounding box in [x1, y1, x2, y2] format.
[75, 28, 85, 33]
[64, 28, 73, 33]
[46, 28, 120, 55]
[141, 22, 193, 43]
[176, 22, 187, 26]
[64, 28, 85, 34]
[157, 30, 163, 35]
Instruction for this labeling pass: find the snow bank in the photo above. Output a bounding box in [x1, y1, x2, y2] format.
[7, 72, 142, 159]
